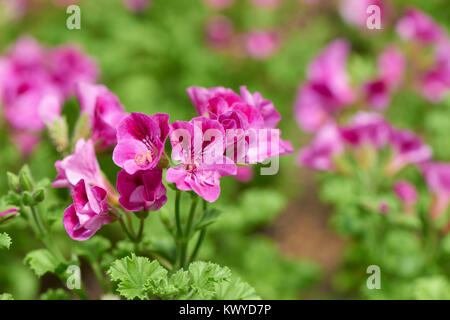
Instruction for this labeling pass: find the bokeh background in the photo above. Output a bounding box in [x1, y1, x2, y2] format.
[1, 0, 450, 299]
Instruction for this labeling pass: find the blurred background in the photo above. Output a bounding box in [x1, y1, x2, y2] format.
[1, 0, 450, 299]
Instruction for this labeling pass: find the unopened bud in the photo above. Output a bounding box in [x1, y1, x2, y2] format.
[6, 172, 19, 192]
[22, 191, 33, 206]
[32, 189, 45, 203]
[18, 166, 34, 192]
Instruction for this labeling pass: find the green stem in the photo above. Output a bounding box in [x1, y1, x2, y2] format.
[135, 216, 145, 243]
[185, 196, 198, 238]
[189, 229, 206, 264]
[92, 262, 109, 293]
[175, 190, 182, 237]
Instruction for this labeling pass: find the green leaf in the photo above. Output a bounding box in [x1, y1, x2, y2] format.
[74, 235, 111, 263]
[186, 261, 232, 299]
[40, 289, 72, 300]
[0, 232, 12, 250]
[0, 293, 13, 300]
[108, 254, 168, 300]
[214, 277, 261, 300]
[24, 249, 60, 277]
[195, 208, 221, 230]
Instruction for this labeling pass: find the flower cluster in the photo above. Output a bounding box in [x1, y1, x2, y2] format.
[295, 7, 450, 228]
[52, 84, 291, 240]
[0, 37, 98, 154]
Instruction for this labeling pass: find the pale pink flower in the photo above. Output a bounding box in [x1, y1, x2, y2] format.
[244, 31, 279, 60]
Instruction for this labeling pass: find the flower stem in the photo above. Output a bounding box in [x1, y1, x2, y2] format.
[189, 229, 206, 264]
[174, 190, 182, 237]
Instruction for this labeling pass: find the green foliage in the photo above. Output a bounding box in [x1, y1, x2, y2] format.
[0, 233, 11, 250]
[40, 289, 72, 300]
[0, 293, 13, 300]
[108, 255, 259, 300]
[24, 249, 60, 278]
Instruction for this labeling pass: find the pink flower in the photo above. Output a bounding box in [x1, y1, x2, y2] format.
[388, 128, 432, 172]
[117, 168, 167, 212]
[204, 0, 234, 10]
[363, 47, 405, 110]
[379, 47, 405, 87]
[420, 41, 450, 103]
[298, 122, 343, 170]
[339, 0, 388, 29]
[206, 15, 234, 49]
[167, 117, 236, 202]
[244, 31, 279, 60]
[394, 181, 418, 206]
[363, 79, 390, 110]
[47, 46, 98, 97]
[421, 162, 450, 219]
[63, 179, 112, 241]
[239, 86, 281, 128]
[52, 139, 105, 189]
[11, 130, 41, 156]
[340, 112, 391, 147]
[396, 9, 444, 44]
[187, 86, 237, 116]
[234, 166, 254, 182]
[76, 82, 128, 148]
[294, 39, 354, 132]
[122, 0, 151, 12]
[113, 113, 170, 174]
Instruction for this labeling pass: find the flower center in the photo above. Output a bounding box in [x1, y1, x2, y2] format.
[134, 150, 153, 167]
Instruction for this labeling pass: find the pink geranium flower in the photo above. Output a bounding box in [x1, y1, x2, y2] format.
[117, 168, 167, 212]
[394, 181, 418, 206]
[363, 47, 405, 110]
[396, 9, 444, 44]
[52, 139, 105, 189]
[422, 163, 450, 219]
[113, 113, 170, 174]
[234, 166, 254, 182]
[339, 0, 388, 29]
[244, 31, 279, 60]
[76, 82, 128, 148]
[298, 122, 343, 171]
[167, 117, 237, 202]
[186, 85, 292, 163]
[47, 46, 98, 97]
[294, 39, 354, 132]
[63, 179, 112, 241]
[206, 15, 234, 49]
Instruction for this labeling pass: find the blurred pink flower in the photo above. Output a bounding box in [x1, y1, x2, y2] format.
[339, 0, 387, 29]
[379, 47, 405, 87]
[340, 112, 391, 147]
[396, 9, 444, 44]
[11, 131, 40, 156]
[76, 82, 128, 148]
[206, 15, 234, 49]
[363, 79, 390, 110]
[48, 46, 98, 97]
[363, 47, 405, 110]
[0, 0, 28, 20]
[298, 122, 343, 171]
[167, 117, 236, 202]
[394, 181, 418, 206]
[420, 41, 450, 103]
[117, 168, 167, 212]
[234, 166, 254, 182]
[422, 162, 450, 219]
[52, 139, 105, 189]
[388, 128, 432, 173]
[63, 179, 112, 241]
[244, 31, 279, 60]
[294, 39, 354, 132]
[122, 0, 151, 12]
[113, 113, 170, 174]
[204, 0, 234, 10]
